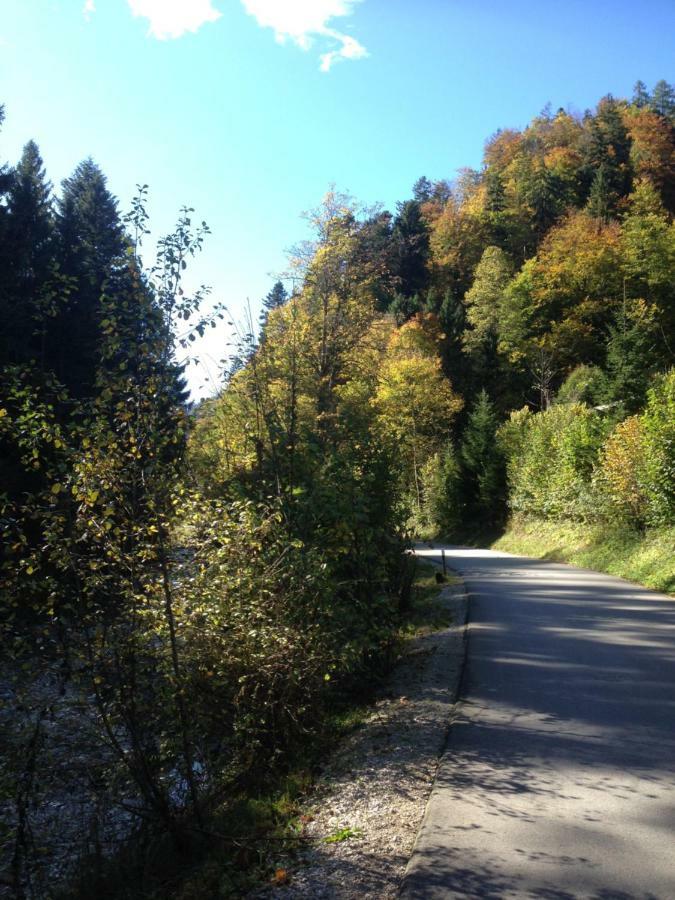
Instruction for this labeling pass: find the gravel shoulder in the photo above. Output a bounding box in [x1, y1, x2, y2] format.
[254, 567, 467, 899]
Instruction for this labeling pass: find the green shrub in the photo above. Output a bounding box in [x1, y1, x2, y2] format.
[595, 415, 649, 524]
[641, 369, 675, 526]
[418, 444, 462, 537]
[499, 403, 610, 521]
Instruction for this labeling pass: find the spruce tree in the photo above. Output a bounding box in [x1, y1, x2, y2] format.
[650, 79, 675, 120]
[1, 141, 55, 367]
[258, 280, 288, 335]
[460, 390, 505, 527]
[581, 97, 632, 212]
[587, 164, 612, 222]
[412, 176, 433, 203]
[632, 80, 650, 108]
[392, 200, 430, 298]
[603, 306, 659, 414]
[54, 158, 125, 394]
[389, 292, 421, 325]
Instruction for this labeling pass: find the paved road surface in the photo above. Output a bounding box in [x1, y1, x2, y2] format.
[403, 546, 675, 899]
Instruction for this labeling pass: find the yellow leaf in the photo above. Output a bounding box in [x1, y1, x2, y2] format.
[51, 483, 62, 495]
[272, 869, 289, 885]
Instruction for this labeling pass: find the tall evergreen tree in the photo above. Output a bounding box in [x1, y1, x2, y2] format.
[587, 163, 612, 222]
[460, 390, 505, 526]
[0, 105, 11, 230]
[258, 280, 288, 336]
[524, 161, 566, 239]
[54, 158, 125, 394]
[581, 96, 632, 213]
[632, 80, 650, 108]
[650, 79, 675, 120]
[603, 306, 659, 414]
[0, 141, 55, 367]
[412, 176, 433, 203]
[392, 200, 430, 298]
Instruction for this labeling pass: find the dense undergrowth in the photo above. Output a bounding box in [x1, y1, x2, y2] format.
[56, 558, 447, 900]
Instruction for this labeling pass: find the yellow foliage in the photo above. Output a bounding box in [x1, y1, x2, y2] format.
[598, 416, 648, 522]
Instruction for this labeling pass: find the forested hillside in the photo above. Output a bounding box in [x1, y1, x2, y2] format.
[1, 79, 674, 896]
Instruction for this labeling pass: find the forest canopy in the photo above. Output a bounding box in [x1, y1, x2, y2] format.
[0, 77, 674, 896]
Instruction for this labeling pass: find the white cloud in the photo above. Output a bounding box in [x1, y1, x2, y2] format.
[82, 0, 96, 21]
[240, 0, 368, 71]
[119, 0, 367, 68]
[127, 0, 222, 40]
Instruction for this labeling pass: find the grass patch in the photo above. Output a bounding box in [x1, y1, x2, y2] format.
[401, 558, 458, 636]
[494, 516, 675, 595]
[322, 827, 363, 844]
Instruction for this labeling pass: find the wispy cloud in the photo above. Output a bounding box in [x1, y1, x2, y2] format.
[127, 0, 222, 40]
[117, 0, 367, 70]
[82, 0, 96, 22]
[241, 0, 367, 71]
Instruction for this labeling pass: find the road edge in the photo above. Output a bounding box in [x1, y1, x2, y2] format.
[399, 552, 471, 898]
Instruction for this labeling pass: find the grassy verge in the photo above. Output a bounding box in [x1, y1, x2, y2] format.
[493, 516, 675, 595]
[401, 558, 458, 636]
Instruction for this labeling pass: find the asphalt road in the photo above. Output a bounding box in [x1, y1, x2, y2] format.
[402, 546, 675, 899]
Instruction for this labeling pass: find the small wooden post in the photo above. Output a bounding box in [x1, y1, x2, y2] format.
[441, 548, 447, 576]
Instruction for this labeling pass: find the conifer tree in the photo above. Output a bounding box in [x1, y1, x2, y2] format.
[587, 164, 612, 222]
[54, 158, 125, 394]
[412, 176, 433, 203]
[582, 97, 632, 213]
[392, 199, 430, 298]
[650, 79, 675, 120]
[460, 390, 504, 525]
[258, 279, 288, 335]
[603, 305, 659, 414]
[0, 106, 11, 251]
[1, 141, 55, 367]
[632, 80, 650, 108]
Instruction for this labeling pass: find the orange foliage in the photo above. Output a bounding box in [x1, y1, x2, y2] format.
[483, 128, 523, 170]
[625, 107, 675, 210]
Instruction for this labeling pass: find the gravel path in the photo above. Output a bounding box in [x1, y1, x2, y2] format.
[254, 572, 467, 899]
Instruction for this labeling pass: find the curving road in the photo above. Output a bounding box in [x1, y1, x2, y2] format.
[402, 546, 675, 899]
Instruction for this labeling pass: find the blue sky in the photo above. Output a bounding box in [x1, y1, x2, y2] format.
[2, 0, 674, 396]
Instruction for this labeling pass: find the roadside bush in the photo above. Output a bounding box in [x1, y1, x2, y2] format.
[499, 403, 610, 521]
[174, 491, 402, 781]
[418, 444, 462, 537]
[641, 369, 675, 526]
[595, 415, 649, 524]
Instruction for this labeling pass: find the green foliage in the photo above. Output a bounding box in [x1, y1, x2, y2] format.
[499, 403, 611, 520]
[641, 369, 675, 526]
[463, 245, 513, 354]
[323, 827, 363, 844]
[460, 390, 505, 524]
[417, 444, 462, 537]
[2, 80, 675, 895]
[595, 415, 648, 524]
[392, 199, 430, 299]
[603, 299, 660, 413]
[555, 364, 604, 405]
[494, 516, 675, 595]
